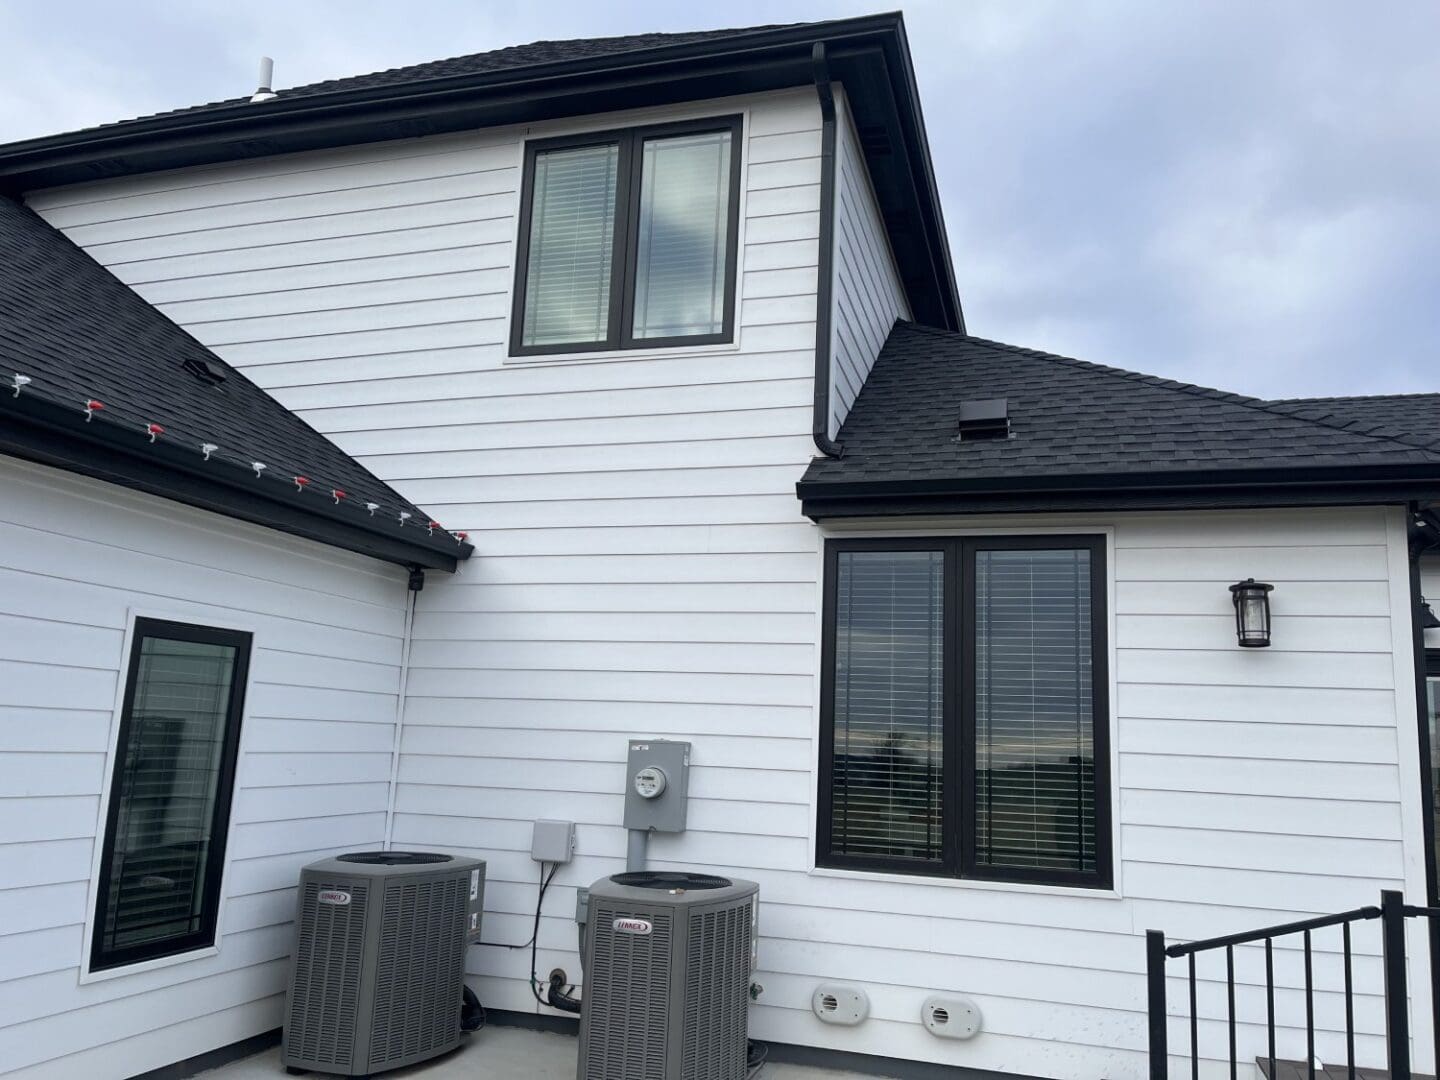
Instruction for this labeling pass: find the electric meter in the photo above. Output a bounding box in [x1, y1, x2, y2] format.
[633, 766, 667, 800]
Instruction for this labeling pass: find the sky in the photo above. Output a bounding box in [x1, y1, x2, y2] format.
[0, 0, 1436, 400]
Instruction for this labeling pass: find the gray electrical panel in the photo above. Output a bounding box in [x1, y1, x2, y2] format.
[622, 739, 690, 833]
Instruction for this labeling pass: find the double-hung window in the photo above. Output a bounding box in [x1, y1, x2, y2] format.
[819, 536, 1112, 888]
[511, 115, 743, 356]
[91, 618, 251, 972]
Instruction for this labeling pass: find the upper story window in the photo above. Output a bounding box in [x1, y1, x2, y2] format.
[511, 115, 743, 356]
[91, 618, 251, 972]
[818, 536, 1113, 889]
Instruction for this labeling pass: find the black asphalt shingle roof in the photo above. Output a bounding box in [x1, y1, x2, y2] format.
[0, 195, 468, 567]
[83, 25, 796, 133]
[1263, 394, 1440, 452]
[801, 322, 1440, 495]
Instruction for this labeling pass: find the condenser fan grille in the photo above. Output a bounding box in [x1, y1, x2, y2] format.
[610, 871, 731, 891]
[336, 851, 452, 865]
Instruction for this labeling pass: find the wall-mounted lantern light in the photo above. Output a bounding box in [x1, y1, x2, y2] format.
[1229, 579, 1274, 648]
[1421, 600, 1440, 630]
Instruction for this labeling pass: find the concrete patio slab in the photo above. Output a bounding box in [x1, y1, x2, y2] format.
[195, 1024, 896, 1080]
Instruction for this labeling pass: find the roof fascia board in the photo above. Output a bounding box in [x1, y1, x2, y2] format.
[0, 16, 898, 185]
[799, 462, 1440, 498]
[1, 397, 464, 570]
[0, 14, 962, 332]
[798, 471, 1440, 520]
[828, 31, 962, 331]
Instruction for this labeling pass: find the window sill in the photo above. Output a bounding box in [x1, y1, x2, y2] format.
[78, 943, 219, 985]
[808, 865, 1122, 900]
[503, 338, 743, 367]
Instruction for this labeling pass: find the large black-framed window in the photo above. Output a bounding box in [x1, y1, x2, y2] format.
[90, 618, 251, 972]
[818, 536, 1113, 889]
[509, 114, 743, 357]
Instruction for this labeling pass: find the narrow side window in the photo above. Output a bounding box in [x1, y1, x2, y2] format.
[91, 619, 251, 972]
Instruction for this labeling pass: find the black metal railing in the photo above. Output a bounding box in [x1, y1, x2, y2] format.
[1148, 891, 1439, 1080]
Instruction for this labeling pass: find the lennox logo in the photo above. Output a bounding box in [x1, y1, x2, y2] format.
[318, 889, 351, 906]
[613, 917, 652, 936]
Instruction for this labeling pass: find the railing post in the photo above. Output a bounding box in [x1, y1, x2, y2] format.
[1430, 916, 1440, 1080]
[1381, 890, 1411, 1080]
[1148, 930, 1169, 1080]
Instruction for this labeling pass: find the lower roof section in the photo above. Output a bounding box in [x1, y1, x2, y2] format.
[800, 323, 1440, 519]
[2, 394, 462, 571]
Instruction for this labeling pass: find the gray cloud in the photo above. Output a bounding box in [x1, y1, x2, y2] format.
[1, 0, 1435, 398]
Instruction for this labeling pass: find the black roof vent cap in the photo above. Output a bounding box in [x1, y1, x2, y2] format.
[182, 355, 228, 386]
[956, 397, 1010, 440]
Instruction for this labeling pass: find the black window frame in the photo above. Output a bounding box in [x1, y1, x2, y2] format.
[817, 535, 1113, 890]
[90, 618, 252, 973]
[509, 114, 744, 357]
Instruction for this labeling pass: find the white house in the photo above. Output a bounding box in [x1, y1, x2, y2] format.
[0, 13, 1437, 1080]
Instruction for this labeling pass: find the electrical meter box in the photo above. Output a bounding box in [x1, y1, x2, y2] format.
[623, 739, 690, 833]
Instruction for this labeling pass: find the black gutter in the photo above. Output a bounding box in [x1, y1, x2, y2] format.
[798, 465, 1440, 520]
[1, 393, 469, 571]
[0, 18, 890, 167]
[810, 43, 843, 460]
[0, 14, 961, 333]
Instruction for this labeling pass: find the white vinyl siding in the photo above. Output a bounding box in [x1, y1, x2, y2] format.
[23, 88, 1433, 1080]
[25, 83, 828, 1068]
[829, 86, 910, 437]
[0, 457, 408, 1080]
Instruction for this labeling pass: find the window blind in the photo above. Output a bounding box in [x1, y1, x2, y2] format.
[631, 130, 732, 340]
[973, 548, 1096, 873]
[521, 142, 620, 347]
[830, 550, 945, 863]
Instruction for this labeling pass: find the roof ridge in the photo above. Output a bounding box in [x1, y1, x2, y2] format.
[925, 326, 1440, 460]
[271, 24, 801, 100]
[1266, 391, 1440, 405]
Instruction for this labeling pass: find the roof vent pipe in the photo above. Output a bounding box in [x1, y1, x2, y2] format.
[249, 57, 278, 103]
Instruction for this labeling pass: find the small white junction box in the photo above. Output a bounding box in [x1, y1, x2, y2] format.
[531, 819, 575, 863]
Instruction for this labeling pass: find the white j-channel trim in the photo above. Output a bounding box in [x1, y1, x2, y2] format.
[806, 521, 1123, 900]
[501, 101, 753, 367]
[78, 603, 261, 985]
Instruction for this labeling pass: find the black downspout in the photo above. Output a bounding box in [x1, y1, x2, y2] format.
[810, 43, 843, 459]
[1408, 504, 1439, 904]
[1406, 504, 1440, 1073]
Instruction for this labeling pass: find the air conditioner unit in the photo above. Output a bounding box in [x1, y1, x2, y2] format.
[579, 871, 758, 1080]
[282, 851, 485, 1077]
